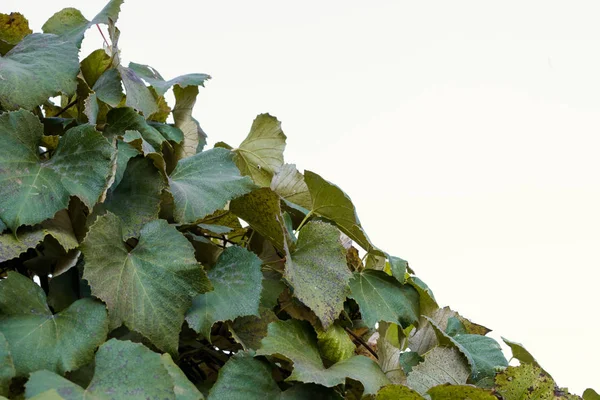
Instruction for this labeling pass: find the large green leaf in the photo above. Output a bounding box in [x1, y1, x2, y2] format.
[284, 221, 351, 329]
[0, 272, 108, 377]
[234, 114, 286, 187]
[93, 68, 123, 107]
[172, 85, 207, 158]
[405, 347, 470, 395]
[168, 147, 256, 224]
[230, 188, 288, 251]
[42, 0, 124, 48]
[208, 352, 341, 400]
[584, 389, 600, 400]
[25, 339, 177, 400]
[129, 62, 210, 96]
[0, 333, 15, 397]
[304, 171, 378, 253]
[348, 270, 419, 329]
[0, 110, 115, 232]
[186, 246, 262, 339]
[271, 164, 312, 210]
[102, 156, 166, 238]
[0, 33, 79, 110]
[256, 319, 390, 394]
[81, 213, 210, 354]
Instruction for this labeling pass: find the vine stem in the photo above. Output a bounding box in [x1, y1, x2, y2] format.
[295, 210, 313, 233]
[96, 24, 109, 47]
[344, 326, 378, 360]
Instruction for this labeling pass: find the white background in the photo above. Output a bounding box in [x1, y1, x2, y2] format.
[5, 0, 600, 394]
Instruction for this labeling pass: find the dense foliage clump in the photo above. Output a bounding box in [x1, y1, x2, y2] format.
[0, 1, 597, 399]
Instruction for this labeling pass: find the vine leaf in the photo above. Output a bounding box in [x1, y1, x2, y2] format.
[173, 85, 207, 158]
[376, 385, 424, 399]
[0, 272, 108, 377]
[0, 110, 116, 233]
[160, 353, 204, 400]
[0, 12, 32, 55]
[101, 156, 166, 238]
[25, 339, 177, 400]
[284, 221, 352, 329]
[427, 385, 497, 400]
[118, 66, 159, 117]
[208, 351, 342, 400]
[348, 270, 420, 329]
[317, 322, 355, 364]
[271, 164, 312, 210]
[304, 171, 380, 254]
[186, 246, 263, 339]
[501, 337, 541, 368]
[256, 319, 390, 395]
[229, 309, 279, 351]
[234, 114, 287, 187]
[128, 62, 210, 97]
[0, 33, 79, 110]
[93, 68, 123, 107]
[0, 333, 15, 397]
[230, 187, 289, 252]
[405, 347, 470, 395]
[494, 364, 577, 400]
[168, 147, 256, 224]
[42, 0, 124, 49]
[105, 107, 166, 151]
[81, 213, 211, 354]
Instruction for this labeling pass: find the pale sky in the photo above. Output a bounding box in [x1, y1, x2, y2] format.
[6, 0, 600, 394]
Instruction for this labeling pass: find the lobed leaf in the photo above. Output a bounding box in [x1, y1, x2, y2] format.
[0, 272, 108, 377]
[172, 85, 207, 158]
[81, 213, 211, 354]
[405, 347, 470, 395]
[0, 110, 115, 233]
[186, 246, 263, 339]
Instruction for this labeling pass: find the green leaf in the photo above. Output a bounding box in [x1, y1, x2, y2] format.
[271, 164, 312, 210]
[229, 309, 279, 351]
[399, 352, 423, 374]
[584, 389, 600, 400]
[376, 385, 425, 400]
[230, 188, 288, 251]
[172, 85, 207, 157]
[501, 337, 540, 367]
[0, 12, 32, 55]
[208, 351, 282, 400]
[93, 68, 123, 107]
[0, 227, 45, 262]
[169, 147, 256, 224]
[118, 66, 159, 117]
[149, 122, 184, 144]
[408, 307, 454, 356]
[25, 339, 176, 400]
[81, 213, 210, 354]
[445, 316, 467, 337]
[386, 254, 408, 284]
[0, 110, 115, 232]
[256, 319, 390, 394]
[427, 384, 497, 400]
[0, 33, 79, 110]
[424, 317, 508, 385]
[0, 333, 15, 397]
[161, 353, 204, 400]
[284, 221, 351, 329]
[0, 272, 108, 377]
[234, 114, 286, 187]
[80, 49, 112, 87]
[186, 246, 263, 339]
[129, 62, 210, 97]
[105, 107, 166, 151]
[494, 364, 559, 400]
[112, 140, 140, 189]
[348, 270, 419, 329]
[304, 171, 378, 253]
[102, 156, 166, 238]
[317, 322, 355, 364]
[405, 347, 470, 395]
[42, 0, 124, 49]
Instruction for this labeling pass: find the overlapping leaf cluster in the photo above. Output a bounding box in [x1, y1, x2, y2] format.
[0, 2, 596, 399]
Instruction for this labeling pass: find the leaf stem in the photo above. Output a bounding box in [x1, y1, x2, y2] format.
[55, 99, 77, 117]
[96, 24, 109, 47]
[295, 210, 313, 233]
[344, 326, 378, 360]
